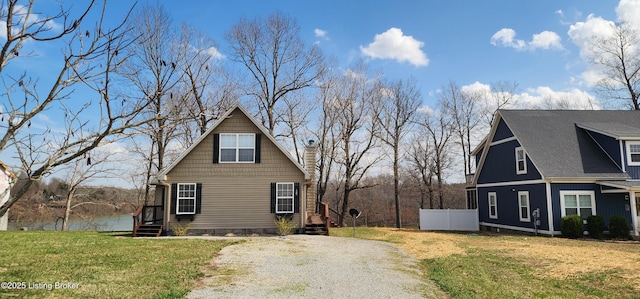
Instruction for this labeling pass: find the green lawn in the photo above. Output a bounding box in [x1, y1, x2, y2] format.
[0, 231, 239, 299]
[331, 227, 640, 299]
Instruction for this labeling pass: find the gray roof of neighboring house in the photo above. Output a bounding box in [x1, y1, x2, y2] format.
[498, 110, 640, 179]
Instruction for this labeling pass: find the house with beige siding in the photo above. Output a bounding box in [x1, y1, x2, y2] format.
[0, 161, 16, 231]
[134, 104, 328, 236]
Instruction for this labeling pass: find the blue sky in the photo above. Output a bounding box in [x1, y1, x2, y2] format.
[2, 0, 639, 186]
[127, 0, 625, 108]
[7, 0, 635, 113]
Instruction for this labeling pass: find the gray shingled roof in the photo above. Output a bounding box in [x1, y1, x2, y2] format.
[498, 110, 640, 179]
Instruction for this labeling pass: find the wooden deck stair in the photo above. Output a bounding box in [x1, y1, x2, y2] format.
[132, 205, 164, 237]
[134, 224, 162, 237]
[305, 214, 328, 235]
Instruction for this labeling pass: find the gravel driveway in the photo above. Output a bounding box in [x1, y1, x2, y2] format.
[187, 235, 446, 298]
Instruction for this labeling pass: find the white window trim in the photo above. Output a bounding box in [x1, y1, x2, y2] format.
[559, 190, 596, 218]
[488, 192, 498, 219]
[176, 183, 197, 215]
[626, 141, 640, 166]
[518, 191, 530, 222]
[220, 133, 255, 163]
[515, 147, 527, 174]
[275, 182, 294, 213]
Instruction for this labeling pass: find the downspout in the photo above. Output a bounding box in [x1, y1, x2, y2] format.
[302, 184, 308, 231]
[630, 191, 638, 237]
[157, 177, 171, 233]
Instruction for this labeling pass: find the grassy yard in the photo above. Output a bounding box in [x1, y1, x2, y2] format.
[331, 227, 640, 299]
[0, 231, 239, 299]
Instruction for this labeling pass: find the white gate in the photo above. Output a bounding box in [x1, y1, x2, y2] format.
[419, 209, 479, 231]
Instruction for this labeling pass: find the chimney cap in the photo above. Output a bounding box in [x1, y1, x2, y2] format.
[307, 139, 316, 146]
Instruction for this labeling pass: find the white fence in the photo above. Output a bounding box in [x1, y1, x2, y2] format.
[419, 209, 479, 231]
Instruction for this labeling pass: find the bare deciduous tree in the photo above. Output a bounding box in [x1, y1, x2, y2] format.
[329, 62, 383, 226]
[585, 21, 640, 110]
[375, 77, 421, 228]
[414, 108, 453, 209]
[479, 81, 519, 126]
[225, 11, 324, 137]
[440, 81, 482, 176]
[59, 147, 120, 231]
[408, 135, 436, 209]
[314, 70, 340, 209]
[122, 4, 187, 202]
[176, 24, 236, 145]
[0, 1, 150, 218]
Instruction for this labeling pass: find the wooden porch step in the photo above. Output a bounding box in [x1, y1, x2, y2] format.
[134, 224, 162, 237]
[304, 223, 328, 235]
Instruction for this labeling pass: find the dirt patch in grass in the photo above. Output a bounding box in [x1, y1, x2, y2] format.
[366, 228, 640, 289]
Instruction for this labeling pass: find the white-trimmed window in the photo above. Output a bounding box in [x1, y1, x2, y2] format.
[488, 192, 498, 219]
[560, 191, 596, 220]
[626, 141, 640, 166]
[518, 191, 530, 222]
[515, 147, 527, 174]
[220, 133, 255, 163]
[276, 183, 294, 213]
[177, 183, 196, 214]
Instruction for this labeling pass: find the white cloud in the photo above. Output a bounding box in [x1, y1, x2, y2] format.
[617, 0, 640, 30]
[530, 31, 563, 50]
[491, 28, 526, 49]
[555, 9, 564, 17]
[36, 114, 55, 125]
[360, 27, 429, 67]
[514, 87, 599, 109]
[491, 28, 564, 51]
[314, 28, 328, 38]
[0, 5, 62, 40]
[460, 81, 599, 110]
[417, 105, 435, 115]
[97, 142, 128, 155]
[567, 14, 615, 54]
[206, 46, 224, 59]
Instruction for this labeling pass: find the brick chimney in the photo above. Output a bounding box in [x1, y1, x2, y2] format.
[304, 140, 318, 214]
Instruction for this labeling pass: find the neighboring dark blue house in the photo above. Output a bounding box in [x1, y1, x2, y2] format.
[467, 110, 640, 237]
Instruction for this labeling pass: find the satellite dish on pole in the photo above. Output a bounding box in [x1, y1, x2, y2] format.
[349, 208, 361, 237]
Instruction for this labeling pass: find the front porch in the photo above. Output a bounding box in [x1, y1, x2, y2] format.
[132, 202, 336, 237]
[598, 181, 640, 238]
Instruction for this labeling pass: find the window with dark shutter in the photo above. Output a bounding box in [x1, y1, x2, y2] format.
[213, 134, 220, 163]
[171, 183, 201, 219]
[270, 182, 276, 213]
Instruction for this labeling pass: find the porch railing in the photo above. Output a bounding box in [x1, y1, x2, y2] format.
[132, 205, 163, 236]
[319, 202, 331, 233]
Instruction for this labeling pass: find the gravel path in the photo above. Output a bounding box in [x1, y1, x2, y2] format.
[187, 235, 445, 298]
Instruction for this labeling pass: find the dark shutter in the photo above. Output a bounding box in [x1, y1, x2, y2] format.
[213, 133, 220, 163]
[294, 182, 300, 213]
[170, 183, 177, 214]
[270, 182, 276, 213]
[255, 133, 261, 163]
[196, 183, 202, 214]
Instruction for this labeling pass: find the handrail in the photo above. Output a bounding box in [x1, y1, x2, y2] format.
[132, 205, 164, 237]
[319, 202, 330, 233]
[132, 205, 144, 237]
[328, 206, 341, 227]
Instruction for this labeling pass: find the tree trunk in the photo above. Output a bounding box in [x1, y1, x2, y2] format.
[393, 147, 401, 228]
[62, 190, 75, 231]
[340, 185, 351, 227]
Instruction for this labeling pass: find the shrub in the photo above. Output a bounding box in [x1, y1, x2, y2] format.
[586, 215, 604, 239]
[608, 215, 631, 240]
[275, 214, 297, 236]
[561, 215, 583, 238]
[170, 222, 191, 236]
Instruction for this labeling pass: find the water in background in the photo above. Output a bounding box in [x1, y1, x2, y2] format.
[8, 214, 133, 231]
